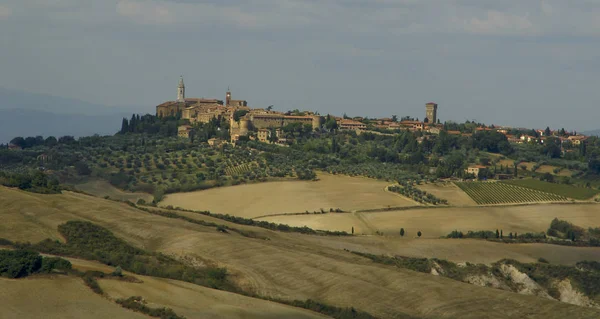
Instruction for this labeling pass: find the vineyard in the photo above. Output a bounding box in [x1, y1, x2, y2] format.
[502, 179, 600, 200]
[455, 181, 569, 205]
[225, 162, 257, 176]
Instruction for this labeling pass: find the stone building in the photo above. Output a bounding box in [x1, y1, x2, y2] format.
[257, 128, 283, 143]
[425, 102, 438, 124]
[208, 137, 225, 147]
[157, 77, 324, 143]
[230, 111, 323, 143]
[156, 77, 250, 124]
[466, 165, 487, 177]
[337, 119, 367, 131]
[177, 125, 193, 138]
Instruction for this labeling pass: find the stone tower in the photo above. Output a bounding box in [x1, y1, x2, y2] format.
[177, 76, 185, 102]
[225, 87, 231, 107]
[425, 102, 438, 124]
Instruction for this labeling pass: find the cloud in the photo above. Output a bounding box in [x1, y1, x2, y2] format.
[116, 1, 175, 25]
[458, 10, 536, 36]
[0, 5, 12, 19]
[115, 0, 266, 28]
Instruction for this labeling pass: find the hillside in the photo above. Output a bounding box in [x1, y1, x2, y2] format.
[0, 277, 149, 319]
[2, 186, 600, 318]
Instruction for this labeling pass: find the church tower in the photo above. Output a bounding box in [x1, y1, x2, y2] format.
[425, 102, 438, 124]
[225, 87, 231, 107]
[177, 76, 185, 102]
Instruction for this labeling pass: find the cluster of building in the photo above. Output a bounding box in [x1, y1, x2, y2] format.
[158, 77, 322, 144]
[157, 77, 589, 149]
[157, 77, 443, 144]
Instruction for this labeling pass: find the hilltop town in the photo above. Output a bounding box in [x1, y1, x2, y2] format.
[157, 76, 589, 151]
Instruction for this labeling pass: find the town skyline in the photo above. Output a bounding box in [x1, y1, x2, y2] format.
[1, 1, 600, 132]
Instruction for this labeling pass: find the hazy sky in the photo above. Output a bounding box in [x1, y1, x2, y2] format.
[1, 0, 599, 131]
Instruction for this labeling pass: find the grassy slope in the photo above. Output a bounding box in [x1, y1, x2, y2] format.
[73, 179, 153, 203]
[0, 277, 149, 319]
[0, 256, 324, 319]
[502, 179, 600, 200]
[160, 173, 417, 218]
[416, 182, 477, 206]
[65, 257, 326, 319]
[2, 186, 600, 318]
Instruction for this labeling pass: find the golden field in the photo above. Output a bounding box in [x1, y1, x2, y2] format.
[260, 203, 600, 238]
[416, 182, 477, 206]
[160, 173, 417, 218]
[2, 186, 600, 318]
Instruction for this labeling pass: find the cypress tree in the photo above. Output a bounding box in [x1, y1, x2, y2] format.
[120, 118, 129, 134]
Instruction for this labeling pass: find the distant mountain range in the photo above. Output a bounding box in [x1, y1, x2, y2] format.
[581, 129, 600, 137]
[0, 88, 148, 143]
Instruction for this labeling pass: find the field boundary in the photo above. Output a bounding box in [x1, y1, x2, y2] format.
[252, 210, 349, 220]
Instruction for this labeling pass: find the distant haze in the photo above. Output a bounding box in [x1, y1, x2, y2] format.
[1, 1, 599, 133]
[0, 88, 143, 143]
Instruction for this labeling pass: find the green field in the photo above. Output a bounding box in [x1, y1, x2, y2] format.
[455, 181, 568, 205]
[502, 179, 600, 200]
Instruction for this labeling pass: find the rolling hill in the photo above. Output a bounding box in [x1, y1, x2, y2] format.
[2, 186, 600, 318]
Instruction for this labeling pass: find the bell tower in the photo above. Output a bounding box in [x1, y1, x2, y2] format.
[225, 86, 231, 107]
[177, 76, 185, 102]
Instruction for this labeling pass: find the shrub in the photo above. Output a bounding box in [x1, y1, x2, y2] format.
[40, 257, 72, 273]
[538, 258, 549, 264]
[82, 273, 104, 295]
[0, 250, 42, 278]
[23, 221, 234, 291]
[116, 296, 185, 319]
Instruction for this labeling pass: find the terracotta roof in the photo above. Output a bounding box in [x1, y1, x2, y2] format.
[469, 165, 487, 169]
[399, 120, 423, 125]
[284, 115, 313, 119]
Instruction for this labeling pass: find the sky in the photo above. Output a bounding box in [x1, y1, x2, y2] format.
[1, 0, 600, 131]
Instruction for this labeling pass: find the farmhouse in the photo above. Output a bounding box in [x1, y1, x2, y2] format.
[337, 119, 367, 131]
[177, 125, 193, 139]
[568, 135, 587, 146]
[207, 137, 225, 147]
[257, 128, 283, 143]
[466, 165, 487, 177]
